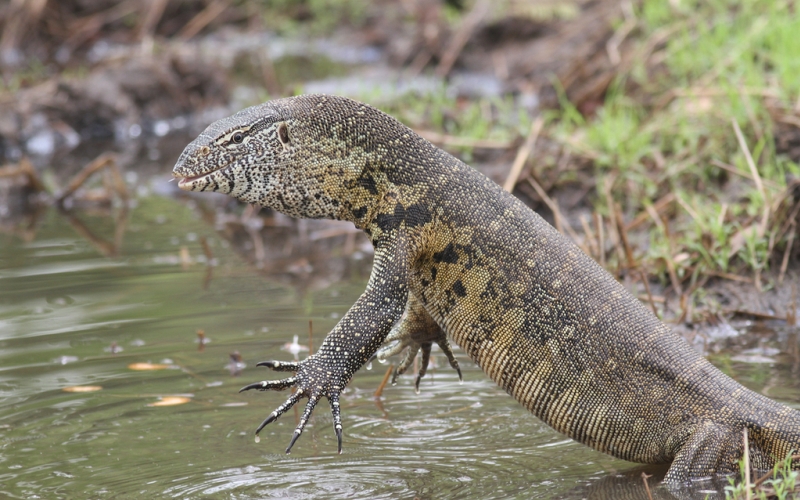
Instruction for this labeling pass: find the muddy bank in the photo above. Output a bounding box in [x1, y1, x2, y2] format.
[1, 0, 798, 334]
[0, 0, 630, 163]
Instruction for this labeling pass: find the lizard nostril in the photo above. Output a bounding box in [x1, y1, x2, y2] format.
[200, 146, 210, 155]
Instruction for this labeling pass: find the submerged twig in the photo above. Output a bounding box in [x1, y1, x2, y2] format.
[641, 471, 654, 500]
[0, 158, 47, 193]
[57, 152, 118, 204]
[374, 364, 394, 399]
[308, 320, 314, 356]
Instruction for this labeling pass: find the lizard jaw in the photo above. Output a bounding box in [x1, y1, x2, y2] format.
[176, 171, 213, 191]
[174, 162, 233, 191]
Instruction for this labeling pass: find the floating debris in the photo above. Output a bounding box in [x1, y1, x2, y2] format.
[227, 352, 246, 376]
[62, 385, 102, 393]
[196, 329, 209, 352]
[148, 396, 191, 407]
[104, 341, 122, 354]
[282, 335, 309, 361]
[128, 362, 171, 371]
[54, 355, 79, 365]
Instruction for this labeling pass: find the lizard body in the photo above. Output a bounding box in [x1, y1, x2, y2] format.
[173, 94, 800, 483]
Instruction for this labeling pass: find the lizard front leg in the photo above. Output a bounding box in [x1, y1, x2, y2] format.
[377, 293, 462, 393]
[239, 232, 410, 453]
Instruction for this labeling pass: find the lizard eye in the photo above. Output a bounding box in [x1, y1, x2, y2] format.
[278, 123, 290, 145]
[232, 132, 244, 144]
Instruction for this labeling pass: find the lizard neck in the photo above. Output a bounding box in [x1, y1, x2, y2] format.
[327, 129, 441, 238]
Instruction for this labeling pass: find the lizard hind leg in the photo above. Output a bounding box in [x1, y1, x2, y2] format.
[664, 420, 742, 485]
[376, 295, 462, 391]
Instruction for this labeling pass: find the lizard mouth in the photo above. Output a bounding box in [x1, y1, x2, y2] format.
[175, 162, 232, 191]
[176, 171, 212, 190]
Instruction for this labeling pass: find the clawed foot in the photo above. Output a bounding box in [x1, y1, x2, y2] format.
[377, 335, 462, 393]
[239, 357, 344, 454]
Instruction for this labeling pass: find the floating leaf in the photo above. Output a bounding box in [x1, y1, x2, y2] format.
[62, 385, 102, 393]
[148, 396, 191, 407]
[128, 362, 170, 371]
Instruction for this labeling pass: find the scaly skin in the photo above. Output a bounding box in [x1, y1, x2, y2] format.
[173, 94, 800, 483]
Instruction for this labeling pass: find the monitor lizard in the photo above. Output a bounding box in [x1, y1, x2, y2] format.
[172, 94, 800, 484]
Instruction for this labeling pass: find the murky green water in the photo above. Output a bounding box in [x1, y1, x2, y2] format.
[1, 192, 799, 499]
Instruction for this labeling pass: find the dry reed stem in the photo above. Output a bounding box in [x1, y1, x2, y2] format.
[606, 15, 636, 66]
[178, 0, 230, 40]
[704, 269, 753, 284]
[626, 193, 675, 231]
[664, 256, 683, 297]
[600, 178, 626, 270]
[640, 269, 658, 317]
[710, 159, 782, 191]
[732, 119, 769, 236]
[614, 203, 636, 269]
[137, 0, 168, 40]
[579, 214, 599, 258]
[644, 203, 666, 233]
[526, 177, 585, 252]
[503, 116, 545, 192]
[594, 212, 605, 267]
[727, 309, 786, 321]
[435, 0, 490, 78]
[779, 226, 795, 285]
[743, 427, 752, 500]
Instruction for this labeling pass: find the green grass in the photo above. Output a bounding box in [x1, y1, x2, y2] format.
[725, 452, 799, 499]
[551, 0, 800, 292]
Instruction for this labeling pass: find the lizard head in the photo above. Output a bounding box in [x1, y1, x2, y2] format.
[172, 94, 380, 220]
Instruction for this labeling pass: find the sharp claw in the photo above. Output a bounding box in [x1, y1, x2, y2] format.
[255, 412, 278, 434]
[285, 430, 301, 454]
[414, 374, 422, 394]
[282, 395, 319, 454]
[437, 338, 462, 382]
[239, 381, 264, 392]
[254, 390, 303, 435]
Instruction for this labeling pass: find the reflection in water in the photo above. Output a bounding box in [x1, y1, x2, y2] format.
[0, 196, 798, 498]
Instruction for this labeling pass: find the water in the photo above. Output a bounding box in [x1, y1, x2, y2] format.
[1, 190, 799, 499]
